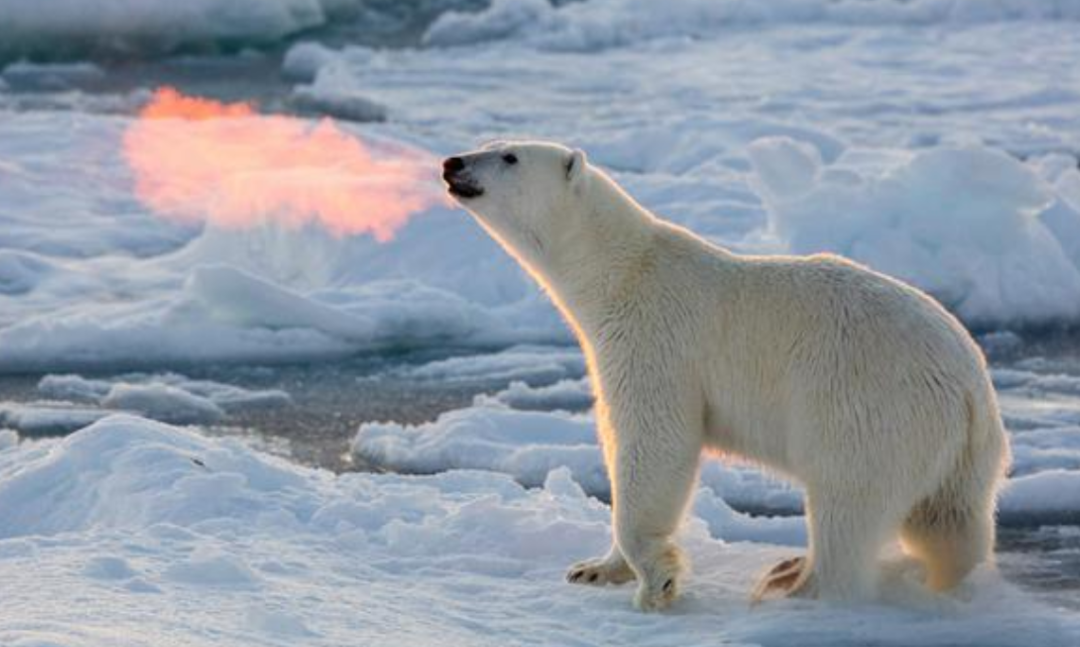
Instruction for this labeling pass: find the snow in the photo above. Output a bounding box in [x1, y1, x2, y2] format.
[1, 15, 1080, 370]
[2, 415, 1078, 646]
[0, 373, 291, 435]
[399, 344, 586, 384]
[353, 372, 1080, 522]
[0, 402, 109, 436]
[1001, 470, 1080, 520]
[425, 0, 1080, 50]
[0, 429, 20, 450]
[2, 3, 1080, 643]
[38, 372, 291, 410]
[0, 0, 359, 59]
[0, 60, 104, 91]
[100, 384, 226, 425]
[477, 377, 593, 411]
[353, 399, 609, 493]
[750, 140, 1080, 326]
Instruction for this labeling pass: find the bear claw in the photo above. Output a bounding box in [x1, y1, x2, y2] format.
[751, 555, 811, 603]
[565, 557, 636, 587]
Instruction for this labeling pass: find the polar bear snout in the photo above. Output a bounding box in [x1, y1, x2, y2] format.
[442, 156, 465, 174]
[442, 156, 485, 199]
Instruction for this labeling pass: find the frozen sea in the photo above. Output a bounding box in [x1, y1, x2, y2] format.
[2, 1, 1080, 645]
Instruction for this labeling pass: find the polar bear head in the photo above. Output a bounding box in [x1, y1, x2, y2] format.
[442, 140, 591, 270]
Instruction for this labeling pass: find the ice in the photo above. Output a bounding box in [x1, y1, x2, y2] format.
[1001, 470, 1080, 521]
[285, 45, 388, 121]
[1, 17, 1079, 370]
[0, 250, 57, 296]
[291, 84, 388, 122]
[424, 0, 1080, 50]
[24, 372, 291, 429]
[400, 344, 585, 383]
[281, 41, 342, 82]
[477, 377, 593, 411]
[0, 60, 104, 91]
[424, 0, 557, 48]
[353, 401, 609, 494]
[38, 369, 291, 410]
[693, 485, 807, 547]
[0, 0, 355, 60]
[750, 140, 1080, 326]
[0, 402, 109, 436]
[353, 376, 1080, 520]
[100, 383, 226, 425]
[1, 415, 1078, 646]
[350, 385, 821, 512]
[0, 429, 18, 450]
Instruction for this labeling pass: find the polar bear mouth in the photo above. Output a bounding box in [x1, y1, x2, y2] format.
[445, 176, 484, 199]
[442, 156, 485, 199]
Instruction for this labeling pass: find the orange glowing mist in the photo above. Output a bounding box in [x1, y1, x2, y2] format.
[123, 87, 445, 241]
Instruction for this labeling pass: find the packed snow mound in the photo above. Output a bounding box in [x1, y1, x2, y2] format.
[750, 139, 1080, 327]
[354, 402, 610, 493]
[425, 0, 1080, 50]
[0, 415, 307, 537]
[2, 416, 1079, 646]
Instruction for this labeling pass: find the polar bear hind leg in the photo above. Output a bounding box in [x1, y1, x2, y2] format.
[752, 483, 906, 602]
[900, 431, 1003, 591]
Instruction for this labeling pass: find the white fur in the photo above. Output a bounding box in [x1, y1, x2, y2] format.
[443, 141, 1011, 611]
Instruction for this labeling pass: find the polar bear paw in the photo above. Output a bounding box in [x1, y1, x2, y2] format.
[566, 555, 635, 586]
[631, 544, 685, 612]
[750, 556, 813, 603]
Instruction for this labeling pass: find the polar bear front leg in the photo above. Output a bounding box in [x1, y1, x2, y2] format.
[611, 419, 702, 612]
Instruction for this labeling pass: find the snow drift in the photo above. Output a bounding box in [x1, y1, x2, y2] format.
[2, 415, 1079, 646]
[750, 139, 1080, 327]
[3, 11, 1080, 371]
[353, 373, 1080, 522]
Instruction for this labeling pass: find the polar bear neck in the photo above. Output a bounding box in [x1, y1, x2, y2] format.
[529, 169, 665, 338]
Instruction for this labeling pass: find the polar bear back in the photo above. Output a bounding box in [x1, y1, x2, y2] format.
[631, 222, 992, 482]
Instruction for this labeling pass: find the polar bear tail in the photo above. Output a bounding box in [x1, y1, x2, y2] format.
[900, 387, 1010, 592]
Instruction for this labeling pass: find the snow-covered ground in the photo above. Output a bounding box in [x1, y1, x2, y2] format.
[2, 416, 1079, 647]
[353, 349, 1080, 521]
[3, 1, 1080, 644]
[3, 11, 1080, 373]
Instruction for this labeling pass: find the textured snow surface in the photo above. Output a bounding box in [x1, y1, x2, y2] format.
[0, 0, 363, 59]
[425, 0, 1080, 49]
[2, 416, 1078, 647]
[355, 361, 1080, 522]
[2, 17, 1080, 370]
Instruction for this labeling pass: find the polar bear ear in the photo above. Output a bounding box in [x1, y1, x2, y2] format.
[566, 148, 588, 186]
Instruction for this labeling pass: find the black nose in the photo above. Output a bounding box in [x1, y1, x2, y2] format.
[443, 156, 465, 174]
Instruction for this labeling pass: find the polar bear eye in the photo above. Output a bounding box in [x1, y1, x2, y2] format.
[502, 153, 518, 165]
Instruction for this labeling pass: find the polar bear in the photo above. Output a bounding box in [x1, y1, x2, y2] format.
[442, 140, 1010, 611]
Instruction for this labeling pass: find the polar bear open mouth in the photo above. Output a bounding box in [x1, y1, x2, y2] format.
[446, 178, 484, 199]
[442, 158, 485, 199]
[444, 174, 484, 199]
